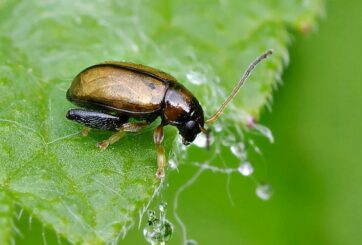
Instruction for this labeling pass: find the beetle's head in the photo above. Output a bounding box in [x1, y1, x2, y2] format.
[177, 108, 204, 145]
[163, 83, 205, 146]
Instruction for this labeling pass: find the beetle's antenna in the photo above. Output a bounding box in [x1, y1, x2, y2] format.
[205, 49, 273, 124]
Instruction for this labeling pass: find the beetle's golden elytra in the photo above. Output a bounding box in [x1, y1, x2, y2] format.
[66, 50, 273, 178]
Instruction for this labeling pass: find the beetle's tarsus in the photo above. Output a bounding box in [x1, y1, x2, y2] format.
[96, 141, 109, 150]
[156, 168, 165, 179]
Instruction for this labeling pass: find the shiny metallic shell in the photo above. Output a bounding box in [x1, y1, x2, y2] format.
[67, 62, 177, 115]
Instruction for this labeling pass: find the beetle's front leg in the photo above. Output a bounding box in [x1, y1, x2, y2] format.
[154, 124, 166, 179]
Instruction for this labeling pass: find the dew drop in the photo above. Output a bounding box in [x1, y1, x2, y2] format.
[230, 143, 245, 159]
[256, 184, 272, 201]
[148, 210, 156, 221]
[193, 133, 213, 148]
[186, 70, 206, 85]
[143, 203, 173, 245]
[159, 202, 167, 214]
[238, 162, 254, 176]
[253, 124, 274, 143]
[169, 159, 178, 169]
[213, 122, 223, 133]
[187, 240, 198, 245]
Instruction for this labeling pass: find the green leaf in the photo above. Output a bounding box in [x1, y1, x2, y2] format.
[0, 0, 323, 244]
[0, 191, 14, 244]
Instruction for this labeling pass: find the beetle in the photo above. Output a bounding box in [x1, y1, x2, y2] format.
[66, 50, 272, 178]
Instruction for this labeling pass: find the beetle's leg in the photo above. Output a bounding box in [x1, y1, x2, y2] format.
[81, 127, 91, 136]
[97, 129, 125, 150]
[66, 108, 126, 131]
[121, 121, 150, 132]
[96, 121, 150, 150]
[153, 124, 166, 179]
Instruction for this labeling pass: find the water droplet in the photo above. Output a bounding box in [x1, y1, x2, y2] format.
[159, 202, 167, 213]
[253, 124, 274, 143]
[148, 210, 157, 221]
[256, 184, 272, 201]
[238, 162, 254, 176]
[143, 217, 173, 245]
[143, 204, 173, 244]
[169, 158, 178, 169]
[186, 70, 206, 85]
[187, 240, 198, 245]
[213, 122, 223, 132]
[193, 133, 213, 148]
[181, 145, 187, 151]
[230, 143, 246, 159]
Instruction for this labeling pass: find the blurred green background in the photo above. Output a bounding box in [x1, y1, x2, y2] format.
[13, 0, 362, 244]
[125, 0, 362, 244]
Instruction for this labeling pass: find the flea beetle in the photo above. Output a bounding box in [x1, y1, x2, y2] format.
[66, 50, 273, 178]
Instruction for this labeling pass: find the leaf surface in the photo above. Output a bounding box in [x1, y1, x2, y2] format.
[0, 0, 323, 243]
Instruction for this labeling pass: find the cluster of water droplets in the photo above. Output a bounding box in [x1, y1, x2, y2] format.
[143, 202, 174, 245]
[165, 110, 275, 244]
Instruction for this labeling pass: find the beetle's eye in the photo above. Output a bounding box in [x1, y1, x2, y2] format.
[185, 120, 196, 130]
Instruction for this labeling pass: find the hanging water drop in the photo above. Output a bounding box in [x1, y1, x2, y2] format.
[230, 142, 246, 159]
[213, 122, 223, 132]
[187, 240, 198, 245]
[238, 162, 254, 176]
[193, 133, 207, 148]
[253, 124, 274, 143]
[143, 203, 174, 245]
[169, 158, 178, 169]
[193, 132, 213, 148]
[256, 184, 272, 201]
[159, 202, 167, 214]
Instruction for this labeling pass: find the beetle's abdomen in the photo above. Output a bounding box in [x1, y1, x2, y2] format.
[67, 64, 168, 114]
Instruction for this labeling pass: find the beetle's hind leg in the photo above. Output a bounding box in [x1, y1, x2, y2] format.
[66, 108, 126, 131]
[96, 121, 150, 150]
